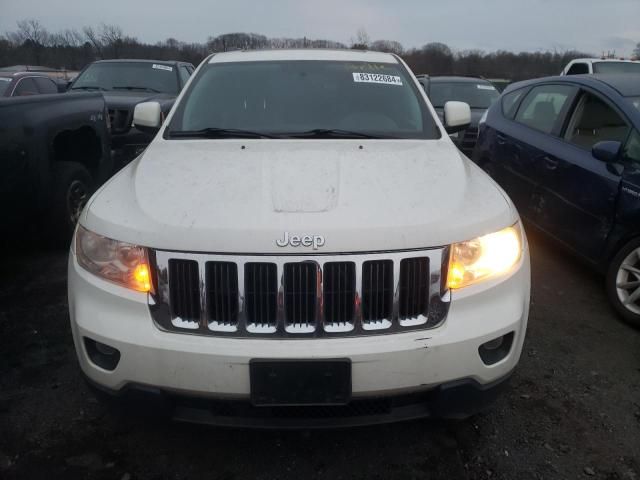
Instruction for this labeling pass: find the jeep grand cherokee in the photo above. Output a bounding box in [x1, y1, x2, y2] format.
[68, 49, 530, 427]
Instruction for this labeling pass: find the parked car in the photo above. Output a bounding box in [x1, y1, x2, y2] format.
[68, 59, 195, 168]
[0, 64, 79, 81]
[561, 58, 640, 75]
[0, 92, 111, 245]
[0, 71, 61, 97]
[69, 49, 530, 427]
[417, 75, 500, 156]
[474, 74, 640, 326]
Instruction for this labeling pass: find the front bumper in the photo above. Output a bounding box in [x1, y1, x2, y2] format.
[84, 369, 513, 427]
[68, 248, 530, 424]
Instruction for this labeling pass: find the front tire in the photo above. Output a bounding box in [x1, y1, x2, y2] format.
[606, 237, 640, 328]
[47, 162, 93, 248]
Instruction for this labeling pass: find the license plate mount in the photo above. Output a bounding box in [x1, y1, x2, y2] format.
[249, 359, 352, 406]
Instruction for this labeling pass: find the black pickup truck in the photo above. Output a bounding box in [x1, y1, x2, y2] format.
[68, 59, 194, 168]
[0, 93, 111, 246]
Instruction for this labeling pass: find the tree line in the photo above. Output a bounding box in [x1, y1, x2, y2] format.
[1, 19, 637, 81]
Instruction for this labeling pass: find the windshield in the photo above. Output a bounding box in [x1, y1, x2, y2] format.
[167, 60, 439, 139]
[0, 77, 11, 96]
[630, 96, 640, 112]
[71, 62, 178, 93]
[593, 62, 640, 74]
[429, 81, 499, 109]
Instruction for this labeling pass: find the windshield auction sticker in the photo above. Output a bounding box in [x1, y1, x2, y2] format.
[352, 72, 403, 86]
[152, 64, 173, 72]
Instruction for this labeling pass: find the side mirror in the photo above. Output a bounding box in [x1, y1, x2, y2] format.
[592, 140, 621, 163]
[133, 101, 162, 132]
[444, 101, 471, 134]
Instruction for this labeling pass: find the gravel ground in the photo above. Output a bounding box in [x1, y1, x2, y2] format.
[0, 229, 639, 480]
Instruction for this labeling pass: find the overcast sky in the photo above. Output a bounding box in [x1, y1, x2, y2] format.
[1, 0, 638, 56]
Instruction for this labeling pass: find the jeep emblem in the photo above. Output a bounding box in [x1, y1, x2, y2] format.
[276, 232, 325, 250]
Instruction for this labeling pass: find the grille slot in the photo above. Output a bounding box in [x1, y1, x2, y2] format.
[168, 259, 201, 329]
[361, 260, 394, 329]
[323, 262, 356, 332]
[206, 262, 239, 332]
[245, 263, 278, 333]
[399, 257, 430, 325]
[108, 108, 131, 134]
[284, 263, 318, 333]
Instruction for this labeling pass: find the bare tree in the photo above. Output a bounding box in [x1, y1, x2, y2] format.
[100, 24, 124, 58]
[351, 28, 370, 49]
[633, 42, 640, 60]
[6, 19, 50, 64]
[370, 39, 404, 55]
[83, 26, 103, 58]
[13, 19, 50, 46]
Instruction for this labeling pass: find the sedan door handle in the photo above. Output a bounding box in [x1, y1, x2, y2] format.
[496, 133, 507, 145]
[543, 156, 559, 170]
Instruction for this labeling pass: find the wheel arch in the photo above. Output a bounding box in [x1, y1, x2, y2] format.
[52, 126, 103, 181]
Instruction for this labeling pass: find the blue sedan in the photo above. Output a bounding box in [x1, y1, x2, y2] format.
[474, 74, 640, 327]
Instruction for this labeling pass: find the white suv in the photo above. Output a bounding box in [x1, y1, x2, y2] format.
[68, 49, 530, 427]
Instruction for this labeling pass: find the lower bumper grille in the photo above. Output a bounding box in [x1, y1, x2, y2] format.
[150, 248, 450, 338]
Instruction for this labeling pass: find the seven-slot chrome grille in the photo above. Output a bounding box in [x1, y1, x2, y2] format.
[149, 248, 451, 338]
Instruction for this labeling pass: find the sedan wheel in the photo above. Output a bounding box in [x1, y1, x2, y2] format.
[615, 248, 640, 315]
[607, 238, 640, 328]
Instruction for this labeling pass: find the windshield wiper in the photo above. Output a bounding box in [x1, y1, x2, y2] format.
[71, 86, 108, 91]
[281, 129, 388, 139]
[167, 128, 275, 139]
[113, 86, 162, 93]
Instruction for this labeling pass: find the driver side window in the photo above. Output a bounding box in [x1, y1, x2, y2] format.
[624, 130, 640, 165]
[564, 93, 629, 150]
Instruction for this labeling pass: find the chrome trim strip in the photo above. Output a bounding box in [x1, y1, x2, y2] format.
[150, 248, 450, 339]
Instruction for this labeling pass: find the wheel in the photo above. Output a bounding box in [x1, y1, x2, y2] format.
[606, 237, 640, 328]
[46, 162, 93, 248]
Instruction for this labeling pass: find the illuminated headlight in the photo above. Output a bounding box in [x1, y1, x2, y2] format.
[75, 225, 152, 293]
[447, 223, 523, 289]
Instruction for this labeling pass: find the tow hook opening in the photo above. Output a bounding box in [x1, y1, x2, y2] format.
[479, 332, 515, 365]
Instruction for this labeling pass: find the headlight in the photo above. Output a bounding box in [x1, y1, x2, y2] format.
[447, 223, 523, 289]
[75, 225, 152, 293]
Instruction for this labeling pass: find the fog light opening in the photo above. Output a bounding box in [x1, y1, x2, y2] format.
[95, 342, 118, 356]
[482, 337, 505, 351]
[479, 332, 514, 366]
[84, 337, 121, 371]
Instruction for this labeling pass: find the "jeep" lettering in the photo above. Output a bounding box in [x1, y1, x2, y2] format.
[276, 232, 325, 250]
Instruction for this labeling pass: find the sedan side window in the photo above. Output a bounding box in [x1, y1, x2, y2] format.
[34, 76, 58, 94]
[623, 130, 640, 165]
[501, 88, 525, 119]
[514, 85, 575, 134]
[13, 78, 39, 96]
[564, 93, 629, 150]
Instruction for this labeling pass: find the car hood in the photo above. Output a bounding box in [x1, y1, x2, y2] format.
[84, 138, 517, 253]
[102, 91, 176, 109]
